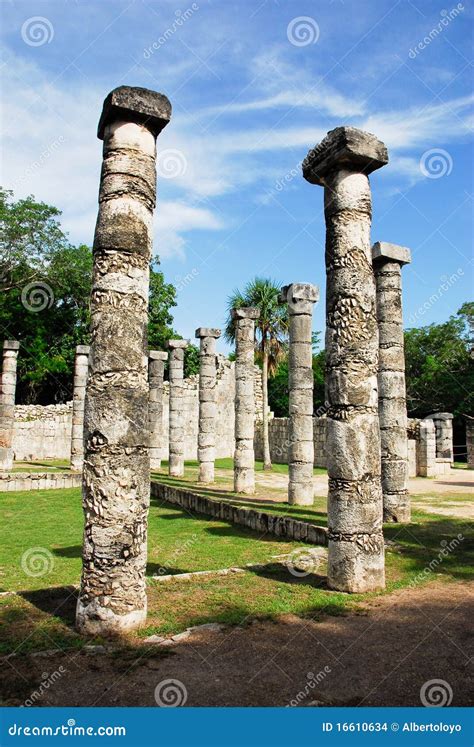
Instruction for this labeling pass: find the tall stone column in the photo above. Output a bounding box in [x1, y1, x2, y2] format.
[303, 127, 388, 593]
[168, 340, 188, 477]
[149, 351, 167, 470]
[0, 340, 20, 471]
[417, 418, 437, 476]
[195, 327, 221, 483]
[70, 345, 90, 472]
[76, 86, 171, 635]
[281, 283, 319, 505]
[232, 307, 259, 494]
[372, 242, 411, 523]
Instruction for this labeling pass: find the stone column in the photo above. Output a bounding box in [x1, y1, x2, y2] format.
[0, 340, 20, 471]
[430, 412, 454, 462]
[149, 351, 167, 470]
[303, 126, 388, 593]
[76, 86, 171, 635]
[280, 283, 319, 505]
[70, 345, 90, 472]
[233, 307, 259, 494]
[372, 242, 411, 524]
[168, 340, 188, 477]
[417, 418, 437, 476]
[465, 418, 474, 469]
[195, 327, 221, 483]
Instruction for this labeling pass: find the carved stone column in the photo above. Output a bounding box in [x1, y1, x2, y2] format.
[70, 345, 90, 472]
[303, 126, 388, 593]
[0, 340, 20, 471]
[149, 351, 167, 470]
[232, 307, 259, 494]
[430, 412, 454, 462]
[372, 242, 411, 523]
[280, 283, 319, 505]
[195, 328, 221, 483]
[168, 340, 188, 477]
[76, 86, 171, 635]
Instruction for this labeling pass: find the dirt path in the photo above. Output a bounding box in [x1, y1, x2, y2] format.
[3, 581, 472, 707]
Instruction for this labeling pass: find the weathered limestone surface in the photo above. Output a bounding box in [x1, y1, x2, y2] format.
[0, 340, 20, 471]
[149, 351, 167, 470]
[76, 86, 171, 635]
[372, 242, 411, 523]
[70, 345, 90, 472]
[417, 419, 437, 476]
[168, 340, 188, 477]
[233, 307, 259, 494]
[429, 412, 454, 462]
[195, 328, 221, 483]
[281, 283, 319, 505]
[303, 126, 388, 593]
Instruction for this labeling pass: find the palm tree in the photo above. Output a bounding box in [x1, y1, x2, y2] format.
[225, 277, 288, 470]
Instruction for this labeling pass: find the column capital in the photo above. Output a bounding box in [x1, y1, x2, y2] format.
[429, 412, 453, 421]
[3, 340, 20, 351]
[195, 327, 221, 339]
[231, 307, 259, 321]
[149, 350, 168, 361]
[97, 86, 172, 140]
[76, 344, 90, 355]
[280, 283, 319, 306]
[372, 241, 411, 266]
[302, 126, 388, 187]
[167, 339, 189, 350]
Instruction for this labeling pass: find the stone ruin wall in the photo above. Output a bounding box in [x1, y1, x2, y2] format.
[11, 356, 264, 462]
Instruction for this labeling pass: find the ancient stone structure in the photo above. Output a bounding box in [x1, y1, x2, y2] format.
[281, 283, 319, 505]
[232, 307, 259, 494]
[149, 351, 167, 470]
[466, 417, 474, 469]
[195, 327, 221, 483]
[70, 345, 90, 472]
[168, 340, 188, 477]
[417, 418, 437, 476]
[430, 412, 454, 462]
[303, 126, 388, 593]
[372, 242, 411, 523]
[76, 86, 171, 635]
[0, 340, 20, 471]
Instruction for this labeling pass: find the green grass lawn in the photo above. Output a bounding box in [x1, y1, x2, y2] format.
[12, 460, 71, 473]
[0, 484, 472, 656]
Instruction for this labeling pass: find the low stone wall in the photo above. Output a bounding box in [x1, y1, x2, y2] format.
[13, 403, 72, 462]
[0, 472, 81, 492]
[255, 417, 327, 468]
[150, 481, 328, 546]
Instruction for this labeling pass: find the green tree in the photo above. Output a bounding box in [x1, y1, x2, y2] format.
[0, 189, 178, 402]
[404, 305, 473, 419]
[225, 277, 288, 470]
[268, 332, 325, 417]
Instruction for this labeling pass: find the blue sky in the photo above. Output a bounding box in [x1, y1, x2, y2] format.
[1, 0, 473, 351]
